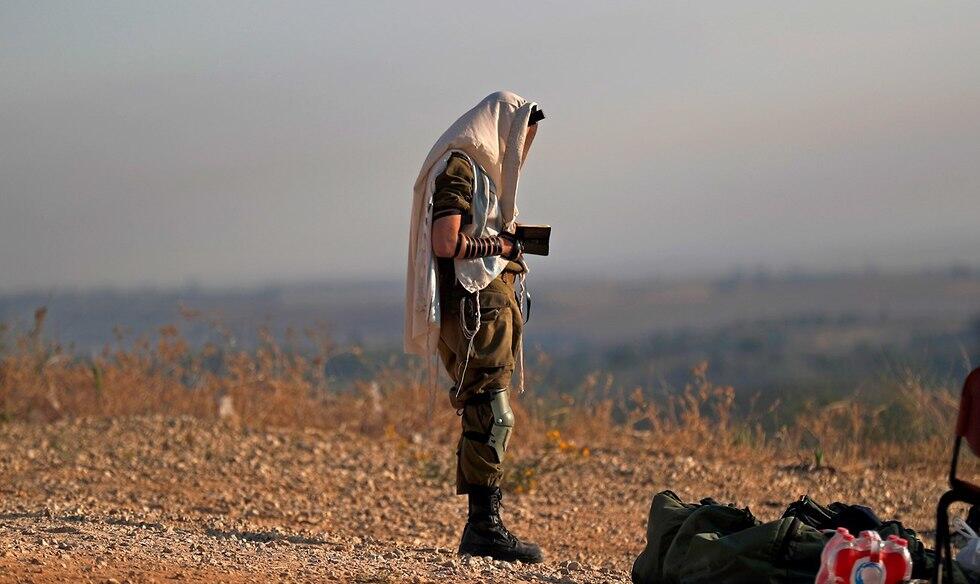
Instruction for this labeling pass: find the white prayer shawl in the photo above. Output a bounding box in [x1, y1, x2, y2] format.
[454, 152, 509, 292]
[404, 91, 536, 372]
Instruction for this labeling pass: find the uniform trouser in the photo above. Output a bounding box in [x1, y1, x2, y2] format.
[438, 276, 523, 495]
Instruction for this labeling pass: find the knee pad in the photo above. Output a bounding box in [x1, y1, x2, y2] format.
[487, 388, 515, 463]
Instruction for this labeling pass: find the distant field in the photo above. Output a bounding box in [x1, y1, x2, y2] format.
[3, 270, 979, 346]
[533, 270, 980, 345]
[3, 270, 978, 400]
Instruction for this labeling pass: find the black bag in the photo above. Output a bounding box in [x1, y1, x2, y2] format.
[783, 495, 882, 533]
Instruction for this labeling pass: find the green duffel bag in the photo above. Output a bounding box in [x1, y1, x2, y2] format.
[632, 490, 826, 584]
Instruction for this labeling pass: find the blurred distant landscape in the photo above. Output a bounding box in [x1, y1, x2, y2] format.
[4, 266, 978, 407]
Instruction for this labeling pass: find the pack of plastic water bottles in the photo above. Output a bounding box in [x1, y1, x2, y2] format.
[815, 528, 912, 584]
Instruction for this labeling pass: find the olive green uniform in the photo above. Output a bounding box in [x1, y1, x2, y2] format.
[433, 152, 524, 494]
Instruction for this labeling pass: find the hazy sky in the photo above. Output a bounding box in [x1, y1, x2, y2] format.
[2, 1, 979, 292]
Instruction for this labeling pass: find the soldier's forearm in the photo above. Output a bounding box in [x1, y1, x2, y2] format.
[433, 216, 519, 260]
[456, 234, 511, 259]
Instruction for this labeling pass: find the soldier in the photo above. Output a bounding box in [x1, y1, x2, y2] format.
[405, 91, 545, 563]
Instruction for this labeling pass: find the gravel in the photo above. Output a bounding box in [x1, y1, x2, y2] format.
[0, 416, 948, 582]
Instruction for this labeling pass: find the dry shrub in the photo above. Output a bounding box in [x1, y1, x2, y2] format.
[0, 309, 444, 441]
[0, 310, 961, 477]
[520, 360, 956, 470]
[777, 370, 957, 469]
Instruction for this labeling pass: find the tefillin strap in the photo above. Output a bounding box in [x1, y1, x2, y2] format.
[455, 234, 505, 259]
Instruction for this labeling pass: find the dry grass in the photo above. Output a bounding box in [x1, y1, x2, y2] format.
[0, 307, 959, 487]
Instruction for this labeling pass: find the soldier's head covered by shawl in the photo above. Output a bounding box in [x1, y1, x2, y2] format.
[405, 91, 542, 356]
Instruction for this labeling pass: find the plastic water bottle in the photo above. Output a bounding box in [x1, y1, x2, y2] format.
[816, 528, 855, 584]
[881, 535, 913, 583]
[854, 531, 886, 584]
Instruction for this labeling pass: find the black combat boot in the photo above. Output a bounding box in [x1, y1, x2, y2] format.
[457, 486, 544, 563]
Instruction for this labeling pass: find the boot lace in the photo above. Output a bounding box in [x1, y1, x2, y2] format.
[489, 492, 518, 544]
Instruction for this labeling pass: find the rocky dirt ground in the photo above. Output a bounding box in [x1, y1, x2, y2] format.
[0, 416, 951, 583]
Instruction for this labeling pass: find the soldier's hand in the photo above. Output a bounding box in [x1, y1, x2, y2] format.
[501, 238, 514, 257]
[500, 232, 522, 261]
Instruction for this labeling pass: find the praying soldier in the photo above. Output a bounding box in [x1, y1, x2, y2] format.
[405, 91, 546, 563]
